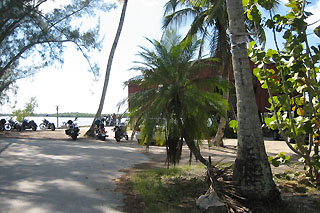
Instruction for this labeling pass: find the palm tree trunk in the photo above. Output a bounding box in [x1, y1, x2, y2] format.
[183, 131, 209, 167]
[212, 22, 231, 147]
[86, 0, 128, 136]
[225, 0, 280, 202]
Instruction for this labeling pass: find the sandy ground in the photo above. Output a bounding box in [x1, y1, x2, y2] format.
[0, 127, 303, 213]
[0, 126, 301, 172]
[0, 127, 151, 213]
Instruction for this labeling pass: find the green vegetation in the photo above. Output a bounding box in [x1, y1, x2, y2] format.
[130, 165, 207, 213]
[248, 0, 320, 182]
[0, 0, 116, 105]
[128, 30, 229, 166]
[128, 164, 320, 213]
[11, 97, 38, 122]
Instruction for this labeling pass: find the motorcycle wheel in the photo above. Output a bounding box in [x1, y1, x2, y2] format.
[50, 124, 56, 131]
[71, 134, 78, 140]
[115, 131, 121, 142]
[4, 124, 11, 131]
[32, 125, 37, 131]
[16, 125, 22, 132]
[39, 123, 46, 130]
[101, 136, 106, 141]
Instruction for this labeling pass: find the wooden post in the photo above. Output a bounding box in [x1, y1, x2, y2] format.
[56, 106, 59, 128]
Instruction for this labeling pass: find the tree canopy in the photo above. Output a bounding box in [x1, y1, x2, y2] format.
[128, 30, 230, 165]
[0, 0, 116, 104]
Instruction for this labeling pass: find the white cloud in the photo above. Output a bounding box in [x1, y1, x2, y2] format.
[306, 1, 320, 30]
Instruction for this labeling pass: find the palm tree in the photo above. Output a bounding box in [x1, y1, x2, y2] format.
[163, 0, 231, 146]
[225, 0, 280, 202]
[127, 30, 230, 166]
[86, 0, 128, 136]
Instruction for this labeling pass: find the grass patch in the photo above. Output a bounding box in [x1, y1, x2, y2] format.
[130, 164, 207, 213]
[127, 164, 320, 213]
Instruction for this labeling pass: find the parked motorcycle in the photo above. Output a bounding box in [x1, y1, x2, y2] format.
[113, 124, 128, 142]
[65, 119, 80, 140]
[8, 119, 22, 131]
[21, 119, 37, 131]
[39, 119, 56, 131]
[94, 118, 108, 141]
[0, 119, 7, 131]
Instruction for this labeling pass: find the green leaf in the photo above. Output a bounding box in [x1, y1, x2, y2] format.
[242, 0, 249, 7]
[268, 156, 274, 162]
[265, 116, 277, 129]
[278, 152, 285, 158]
[261, 80, 268, 89]
[266, 19, 274, 29]
[314, 25, 320, 38]
[248, 41, 256, 50]
[253, 67, 262, 80]
[271, 159, 280, 167]
[266, 49, 278, 57]
[229, 120, 238, 133]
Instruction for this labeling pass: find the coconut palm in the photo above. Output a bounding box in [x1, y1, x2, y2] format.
[163, 0, 271, 146]
[164, 0, 280, 204]
[128, 30, 230, 166]
[164, 0, 231, 146]
[225, 0, 280, 202]
[86, 0, 128, 136]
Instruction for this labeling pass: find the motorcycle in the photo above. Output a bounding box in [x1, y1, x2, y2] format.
[7, 119, 22, 131]
[96, 124, 108, 141]
[0, 119, 8, 131]
[113, 124, 128, 142]
[39, 119, 56, 131]
[65, 119, 80, 140]
[21, 119, 37, 131]
[94, 118, 108, 141]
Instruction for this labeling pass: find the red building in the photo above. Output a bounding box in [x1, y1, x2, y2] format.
[128, 58, 274, 114]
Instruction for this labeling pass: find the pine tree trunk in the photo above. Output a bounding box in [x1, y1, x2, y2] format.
[225, 0, 280, 201]
[85, 0, 128, 136]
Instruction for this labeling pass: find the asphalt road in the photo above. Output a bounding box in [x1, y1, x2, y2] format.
[0, 130, 150, 213]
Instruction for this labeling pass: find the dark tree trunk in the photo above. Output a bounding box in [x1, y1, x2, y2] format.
[85, 0, 128, 136]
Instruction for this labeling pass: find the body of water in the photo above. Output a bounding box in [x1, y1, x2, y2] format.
[0, 116, 93, 128]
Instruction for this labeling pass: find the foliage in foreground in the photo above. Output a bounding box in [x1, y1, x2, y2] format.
[130, 165, 207, 213]
[247, 0, 320, 182]
[128, 164, 320, 213]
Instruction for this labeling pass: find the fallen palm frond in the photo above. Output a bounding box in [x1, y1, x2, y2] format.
[205, 156, 249, 212]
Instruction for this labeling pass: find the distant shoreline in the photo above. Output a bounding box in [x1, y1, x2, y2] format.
[0, 112, 127, 118]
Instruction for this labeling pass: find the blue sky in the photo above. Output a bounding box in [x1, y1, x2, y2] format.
[1, 0, 319, 115]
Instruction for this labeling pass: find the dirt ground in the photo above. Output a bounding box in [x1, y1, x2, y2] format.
[1, 128, 319, 212]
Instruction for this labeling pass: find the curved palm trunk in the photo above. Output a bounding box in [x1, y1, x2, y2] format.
[86, 0, 128, 136]
[225, 0, 280, 202]
[213, 22, 231, 147]
[183, 131, 209, 167]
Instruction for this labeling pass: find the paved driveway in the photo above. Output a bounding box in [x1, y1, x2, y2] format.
[0, 131, 149, 213]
